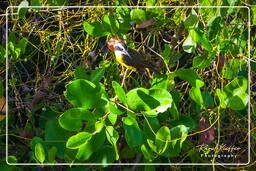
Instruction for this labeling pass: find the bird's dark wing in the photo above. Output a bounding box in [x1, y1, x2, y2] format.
[123, 48, 159, 73]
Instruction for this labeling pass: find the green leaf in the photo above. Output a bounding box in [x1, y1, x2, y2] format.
[123, 114, 143, 148]
[126, 88, 173, 117]
[35, 143, 45, 163]
[141, 144, 155, 162]
[7, 156, 17, 163]
[162, 125, 188, 157]
[83, 22, 109, 37]
[17, 38, 28, 55]
[18, 0, 29, 19]
[0, 45, 6, 62]
[31, 137, 46, 163]
[64, 79, 105, 109]
[59, 108, 95, 131]
[45, 120, 70, 158]
[182, 30, 196, 53]
[66, 132, 92, 149]
[0, 80, 4, 97]
[90, 68, 105, 84]
[155, 126, 171, 154]
[184, 14, 198, 29]
[170, 115, 196, 131]
[202, 91, 215, 108]
[103, 13, 120, 35]
[76, 131, 105, 161]
[222, 58, 247, 79]
[112, 81, 127, 105]
[176, 68, 204, 88]
[105, 126, 119, 160]
[74, 66, 88, 80]
[31, 0, 41, 10]
[208, 16, 222, 40]
[47, 146, 57, 163]
[193, 52, 215, 69]
[143, 117, 160, 140]
[216, 76, 249, 111]
[161, 44, 171, 63]
[95, 120, 105, 133]
[194, 29, 212, 51]
[130, 9, 146, 23]
[90, 146, 116, 165]
[151, 74, 175, 90]
[189, 87, 203, 107]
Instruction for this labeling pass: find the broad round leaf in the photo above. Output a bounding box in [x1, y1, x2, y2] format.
[162, 125, 188, 157]
[176, 68, 204, 88]
[126, 88, 173, 117]
[59, 108, 95, 131]
[76, 131, 105, 161]
[217, 76, 249, 111]
[45, 120, 70, 158]
[64, 79, 103, 109]
[83, 22, 109, 37]
[66, 132, 92, 149]
[155, 126, 171, 154]
[130, 9, 146, 23]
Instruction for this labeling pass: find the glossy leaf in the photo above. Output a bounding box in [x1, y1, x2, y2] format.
[155, 126, 171, 154]
[66, 132, 92, 149]
[74, 66, 88, 80]
[83, 22, 109, 37]
[182, 30, 197, 53]
[130, 9, 146, 23]
[76, 131, 105, 161]
[184, 14, 198, 29]
[112, 81, 127, 105]
[162, 125, 188, 157]
[45, 120, 70, 158]
[141, 144, 155, 162]
[105, 126, 119, 160]
[216, 76, 249, 111]
[176, 68, 204, 88]
[123, 114, 143, 148]
[35, 143, 45, 163]
[59, 108, 95, 131]
[64, 79, 104, 109]
[18, 0, 29, 19]
[103, 14, 119, 35]
[189, 87, 203, 107]
[126, 88, 173, 117]
[90, 68, 105, 84]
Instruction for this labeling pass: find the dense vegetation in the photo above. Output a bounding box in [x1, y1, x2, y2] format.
[0, 0, 255, 170]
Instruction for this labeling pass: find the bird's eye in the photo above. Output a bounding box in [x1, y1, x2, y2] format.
[115, 46, 123, 51]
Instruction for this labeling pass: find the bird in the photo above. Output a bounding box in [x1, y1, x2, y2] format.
[107, 38, 159, 73]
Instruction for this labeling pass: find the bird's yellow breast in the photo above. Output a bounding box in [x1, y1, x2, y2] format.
[114, 51, 136, 70]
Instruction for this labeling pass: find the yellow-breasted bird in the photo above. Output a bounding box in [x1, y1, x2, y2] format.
[107, 38, 159, 73]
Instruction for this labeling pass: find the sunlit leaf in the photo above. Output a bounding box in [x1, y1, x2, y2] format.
[176, 68, 204, 88]
[35, 143, 45, 163]
[66, 132, 92, 149]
